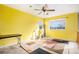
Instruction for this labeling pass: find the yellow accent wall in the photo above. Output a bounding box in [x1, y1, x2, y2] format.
[0, 4, 41, 46]
[45, 13, 78, 42]
[0, 4, 78, 46]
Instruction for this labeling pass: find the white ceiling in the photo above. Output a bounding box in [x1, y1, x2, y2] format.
[5, 4, 79, 18]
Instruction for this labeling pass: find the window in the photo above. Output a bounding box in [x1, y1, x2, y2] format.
[49, 18, 66, 30]
[38, 21, 43, 30]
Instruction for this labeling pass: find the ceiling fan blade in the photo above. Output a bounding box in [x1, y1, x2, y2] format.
[46, 9, 55, 11]
[34, 9, 41, 11]
[44, 4, 48, 9]
[38, 12, 42, 15]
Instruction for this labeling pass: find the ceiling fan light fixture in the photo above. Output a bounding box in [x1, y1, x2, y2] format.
[34, 4, 55, 15]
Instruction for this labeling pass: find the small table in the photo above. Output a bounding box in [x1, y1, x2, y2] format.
[0, 34, 30, 53]
[0, 34, 22, 46]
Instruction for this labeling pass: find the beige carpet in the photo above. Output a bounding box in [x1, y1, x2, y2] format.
[0, 45, 28, 54]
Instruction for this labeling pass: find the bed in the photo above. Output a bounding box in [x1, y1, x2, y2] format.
[42, 39, 68, 54]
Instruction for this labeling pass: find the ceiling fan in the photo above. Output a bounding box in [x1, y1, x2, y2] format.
[34, 4, 55, 15]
